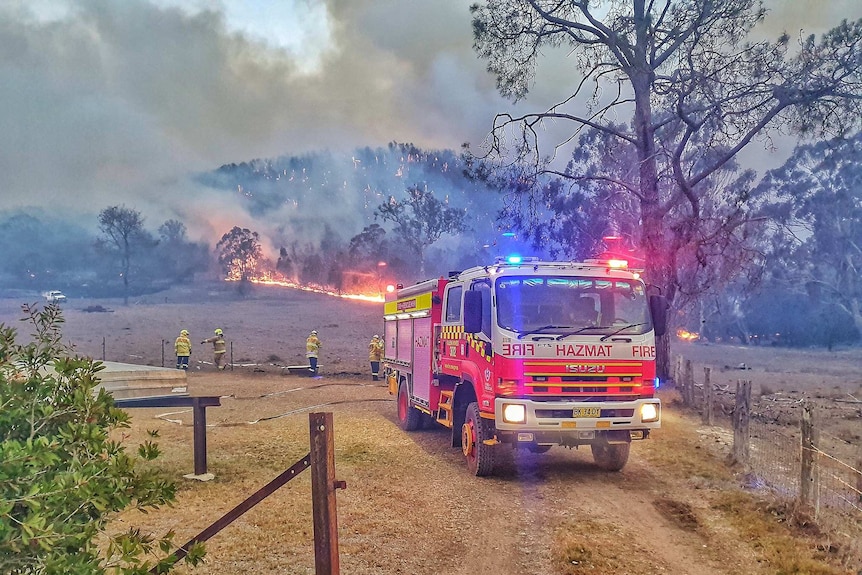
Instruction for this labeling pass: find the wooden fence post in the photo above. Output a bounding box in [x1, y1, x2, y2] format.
[310, 412, 342, 575]
[683, 359, 694, 406]
[800, 403, 820, 515]
[731, 380, 751, 466]
[702, 367, 714, 425]
[674, 355, 683, 388]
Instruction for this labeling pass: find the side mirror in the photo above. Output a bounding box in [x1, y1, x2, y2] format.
[649, 295, 669, 337]
[463, 291, 483, 333]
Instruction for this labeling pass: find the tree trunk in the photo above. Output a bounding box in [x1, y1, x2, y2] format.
[629, 10, 669, 378]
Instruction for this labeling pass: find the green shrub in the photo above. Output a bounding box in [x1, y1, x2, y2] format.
[0, 304, 203, 574]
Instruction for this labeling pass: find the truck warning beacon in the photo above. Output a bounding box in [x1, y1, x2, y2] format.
[382, 257, 667, 476]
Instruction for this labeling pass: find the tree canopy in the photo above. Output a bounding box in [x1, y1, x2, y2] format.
[97, 206, 156, 305]
[755, 132, 862, 336]
[471, 0, 862, 374]
[216, 227, 263, 291]
[376, 186, 470, 277]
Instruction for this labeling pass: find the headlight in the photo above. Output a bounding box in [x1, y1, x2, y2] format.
[640, 403, 660, 423]
[502, 403, 526, 424]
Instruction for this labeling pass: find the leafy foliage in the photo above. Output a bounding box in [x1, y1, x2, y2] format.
[97, 206, 157, 305]
[753, 132, 862, 341]
[156, 220, 210, 285]
[0, 304, 203, 574]
[216, 227, 264, 289]
[375, 186, 470, 276]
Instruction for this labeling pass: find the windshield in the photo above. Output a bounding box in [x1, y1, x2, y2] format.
[495, 276, 652, 337]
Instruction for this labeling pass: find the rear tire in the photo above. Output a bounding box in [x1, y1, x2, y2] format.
[461, 402, 496, 476]
[591, 441, 630, 471]
[397, 380, 422, 431]
[528, 444, 552, 454]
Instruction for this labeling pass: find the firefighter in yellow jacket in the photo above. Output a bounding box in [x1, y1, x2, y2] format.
[175, 329, 191, 370]
[368, 334, 384, 381]
[201, 328, 227, 370]
[306, 330, 322, 376]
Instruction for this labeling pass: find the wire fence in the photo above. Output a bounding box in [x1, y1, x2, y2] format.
[674, 356, 862, 570]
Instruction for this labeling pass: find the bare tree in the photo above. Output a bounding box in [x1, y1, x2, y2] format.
[97, 205, 154, 305]
[471, 0, 862, 376]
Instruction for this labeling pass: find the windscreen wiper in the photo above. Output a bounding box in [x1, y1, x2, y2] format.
[516, 325, 576, 340]
[554, 326, 612, 340]
[599, 323, 648, 342]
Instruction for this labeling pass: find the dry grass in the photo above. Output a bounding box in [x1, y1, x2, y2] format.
[2, 286, 858, 574]
[102, 374, 860, 575]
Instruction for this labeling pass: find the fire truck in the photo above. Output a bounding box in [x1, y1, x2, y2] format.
[382, 256, 667, 476]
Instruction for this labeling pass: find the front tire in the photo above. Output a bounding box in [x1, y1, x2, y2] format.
[397, 380, 422, 431]
[461, 402, 496, 476]
[591, 441, 630, 471]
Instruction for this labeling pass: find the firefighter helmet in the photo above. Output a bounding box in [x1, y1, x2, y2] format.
[180, 329, 189, 336]
[214, 328, 223, 335]
[373, 334, 380, 339]
[311, 330, 318, 335]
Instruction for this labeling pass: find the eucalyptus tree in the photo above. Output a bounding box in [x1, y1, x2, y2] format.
[215, 226, 263, 293]
[471, 0, 862, 374]
[97, 206, 156, 305]
[376, 185, 470, 278]
[756, 132, 862, 338]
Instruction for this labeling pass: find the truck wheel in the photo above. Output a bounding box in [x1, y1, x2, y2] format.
[528, 445, 552, 454]
[591, 441, 630, 471]
[461, 402, 495, 476]
[397, 380, 422, 431]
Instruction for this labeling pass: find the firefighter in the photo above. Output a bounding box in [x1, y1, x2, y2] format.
[201, 328, 227, 370]
[306, 330, 322, 377]
[175, 329, 191, 370]
[368, 334, 384, 381]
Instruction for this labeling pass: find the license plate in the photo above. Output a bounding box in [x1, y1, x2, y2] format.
[573, 407, 600, 418]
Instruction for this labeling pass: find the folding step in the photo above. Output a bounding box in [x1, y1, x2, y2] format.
[436, 390, 454, 428]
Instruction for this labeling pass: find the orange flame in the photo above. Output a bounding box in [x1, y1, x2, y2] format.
[224, 264, 385, 303]
[676, 328, 700, 342]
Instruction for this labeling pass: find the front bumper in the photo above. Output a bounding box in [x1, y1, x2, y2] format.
[494, 397, 661, 433]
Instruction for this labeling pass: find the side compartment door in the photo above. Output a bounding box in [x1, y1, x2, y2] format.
[412, 317, 433, 403]
[397, 318, 413, 366]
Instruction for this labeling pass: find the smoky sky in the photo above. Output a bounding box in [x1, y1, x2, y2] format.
[0, 0, 859, 247]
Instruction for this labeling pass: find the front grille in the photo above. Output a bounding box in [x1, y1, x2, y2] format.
[535, 408, 635, 419]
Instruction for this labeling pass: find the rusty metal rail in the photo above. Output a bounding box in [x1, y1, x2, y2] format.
[151, 412, 345, 575]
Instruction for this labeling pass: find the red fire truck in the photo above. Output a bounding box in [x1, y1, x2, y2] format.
[382, 256, 667, 476]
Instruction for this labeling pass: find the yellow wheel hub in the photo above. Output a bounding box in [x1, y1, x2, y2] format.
[461, 422, 475, 457]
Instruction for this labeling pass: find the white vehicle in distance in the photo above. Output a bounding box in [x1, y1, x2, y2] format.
[43, 290, 67, 303]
